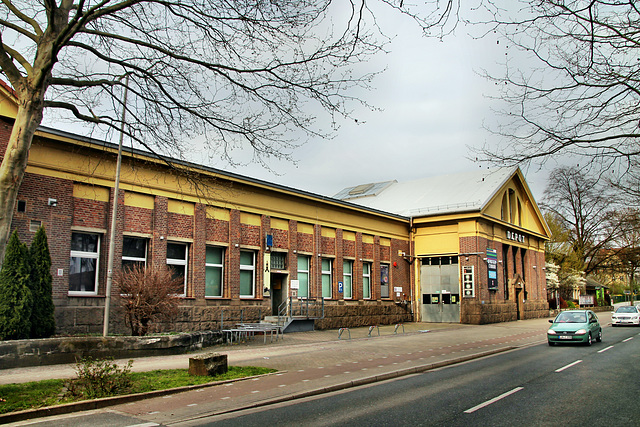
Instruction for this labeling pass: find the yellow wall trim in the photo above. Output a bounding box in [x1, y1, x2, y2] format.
[270, 217, 289, 230]
[124, 192, 154, 209]
[343, 231, 356, 241]
[206, 206, 230, 221]
[168, 199, 194, 216]
[322, 227, 336, 238]
[298, 222, 314, 234]
[73, 183, 110, 202]
[241, 212, 261, 226]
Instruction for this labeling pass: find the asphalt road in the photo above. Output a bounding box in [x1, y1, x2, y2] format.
[182, 325, 640, 427]
[10, 311, 637, 427]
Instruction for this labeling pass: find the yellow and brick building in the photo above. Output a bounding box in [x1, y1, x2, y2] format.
[0, 83, 550, 334]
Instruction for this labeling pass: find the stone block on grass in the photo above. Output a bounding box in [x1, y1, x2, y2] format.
[188, 352, 228, 376]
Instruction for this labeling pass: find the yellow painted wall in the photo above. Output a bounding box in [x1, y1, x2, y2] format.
[27, 135, 409, 241]
[343, 231, 356, 241]
[322, 227, 336, 238]
[0, 85, 17, 119]
[168, 199, 194, 216]
[270, 218, 289, 230]
[298, 222, 314, 234]
[241, 212, 261, 226]
[73, 183, 109, 202]
[414, 223, 459, 255]
[124, 192, 155, 209]
[206, 206, 230, 221]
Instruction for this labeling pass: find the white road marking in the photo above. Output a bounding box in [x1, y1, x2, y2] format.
[555, 360, 582, 373]
[623, 337, 633, 342]
[598, 346, 614, 353]
[464, 387, 524, 413]
[126, 423, 160, 427]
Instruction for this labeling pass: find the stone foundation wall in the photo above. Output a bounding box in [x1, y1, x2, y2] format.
[461, 300, 550, 325]
[0, 331, 224, 369]
[314, 301, 413, 330]
[54, 301, 271, 336]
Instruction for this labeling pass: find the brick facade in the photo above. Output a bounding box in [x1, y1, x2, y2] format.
[12, 169, 412, 334]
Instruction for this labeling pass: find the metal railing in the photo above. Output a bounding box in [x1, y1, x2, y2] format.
[278, 296, 325, 325]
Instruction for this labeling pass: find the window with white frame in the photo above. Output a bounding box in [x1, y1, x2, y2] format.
[297, 255, 310, 298]
[321, 258, 332, 299]
[166, 242, 188, 296]
[343, 260, 353, 299]
[69, 232, 100, 295]
[122, 236, 147, 271]
[239, 251, 255, 298]
[206, 246, 224, 298]
[363, 262, 371, 299]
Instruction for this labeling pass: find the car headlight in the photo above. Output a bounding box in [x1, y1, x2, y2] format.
[547, 329, 556, 335]
[575, 329, 587, 335]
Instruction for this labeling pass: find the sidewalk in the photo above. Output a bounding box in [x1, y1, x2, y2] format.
[2, 314, 611, 425]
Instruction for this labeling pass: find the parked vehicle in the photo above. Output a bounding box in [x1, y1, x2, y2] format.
[547, 310, 602, 346]
[612, 306, 640, 326]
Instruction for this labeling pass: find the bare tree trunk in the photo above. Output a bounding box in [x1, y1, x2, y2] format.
[0, 94, 45, 268]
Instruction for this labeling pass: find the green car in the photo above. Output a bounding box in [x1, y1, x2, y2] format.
[547, 309, 602, 346]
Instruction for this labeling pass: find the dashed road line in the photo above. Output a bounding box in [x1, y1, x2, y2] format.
[464, 387, 524, 414]
[555, 360, 582, 373]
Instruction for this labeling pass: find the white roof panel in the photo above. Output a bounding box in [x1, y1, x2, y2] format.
[333, 167, 516, 217]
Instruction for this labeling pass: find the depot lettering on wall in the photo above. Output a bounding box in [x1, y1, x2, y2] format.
[506, 230, 526, 243]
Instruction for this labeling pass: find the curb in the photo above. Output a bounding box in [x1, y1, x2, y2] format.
[0, 345, 517, 425]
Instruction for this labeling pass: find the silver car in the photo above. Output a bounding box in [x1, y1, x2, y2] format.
[612, 306, 640, 326]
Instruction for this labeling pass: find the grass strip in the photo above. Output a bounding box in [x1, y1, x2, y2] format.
[0, 366, 275, 414]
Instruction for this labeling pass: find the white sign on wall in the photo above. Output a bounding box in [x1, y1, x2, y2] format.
[290, 279, 300, 290]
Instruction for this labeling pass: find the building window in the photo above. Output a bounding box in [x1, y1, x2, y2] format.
[206, 246, 224, 298]
[363, 262, 371, 299]
[29, 220, 42, 232]
[17, 200, 26, 213]
[270, 252, 287, 270]
[69, 232, 100, 295]
[122, 237, 147, 271]
[380, 263, 390, 298]
[343, 260, 353, 299]
[321, 258, 332, 299]
[240, 250, 255, 298]
[297, 255, 310, 298]
[167, 242, 188, 296]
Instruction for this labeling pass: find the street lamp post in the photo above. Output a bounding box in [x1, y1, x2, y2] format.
[103, 76, 129, 337]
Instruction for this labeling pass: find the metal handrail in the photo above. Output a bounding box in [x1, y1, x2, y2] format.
[277, 296, 325, 326]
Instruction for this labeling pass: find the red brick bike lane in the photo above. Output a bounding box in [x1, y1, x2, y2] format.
[110, 320, 553, 426]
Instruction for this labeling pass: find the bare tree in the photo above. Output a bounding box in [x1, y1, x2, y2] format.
[117, 264, 182, 336]
[602, 209, 640, 304]
[541, 166, 622, 276]
[0, 1, 460, 265]
[473, 1, 640, 177]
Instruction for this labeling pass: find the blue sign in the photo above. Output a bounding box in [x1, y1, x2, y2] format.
[487, 248, 498, 291]
[338, 281, 344, 293]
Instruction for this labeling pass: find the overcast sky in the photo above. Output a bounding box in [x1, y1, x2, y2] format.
[198, 8, 552, 202]
[33, 4, 552, 203]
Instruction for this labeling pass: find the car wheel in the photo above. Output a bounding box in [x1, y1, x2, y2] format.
[596, 329, 602, 342]
[586, 333, 592, 346]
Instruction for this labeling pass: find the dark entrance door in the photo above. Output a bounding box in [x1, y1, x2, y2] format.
[270, 273, 287, 315]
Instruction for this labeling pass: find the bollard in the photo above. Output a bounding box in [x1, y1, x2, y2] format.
[338, 327, 351, 340]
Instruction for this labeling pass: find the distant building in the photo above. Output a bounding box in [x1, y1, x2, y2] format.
[0, 84, 549, 335]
